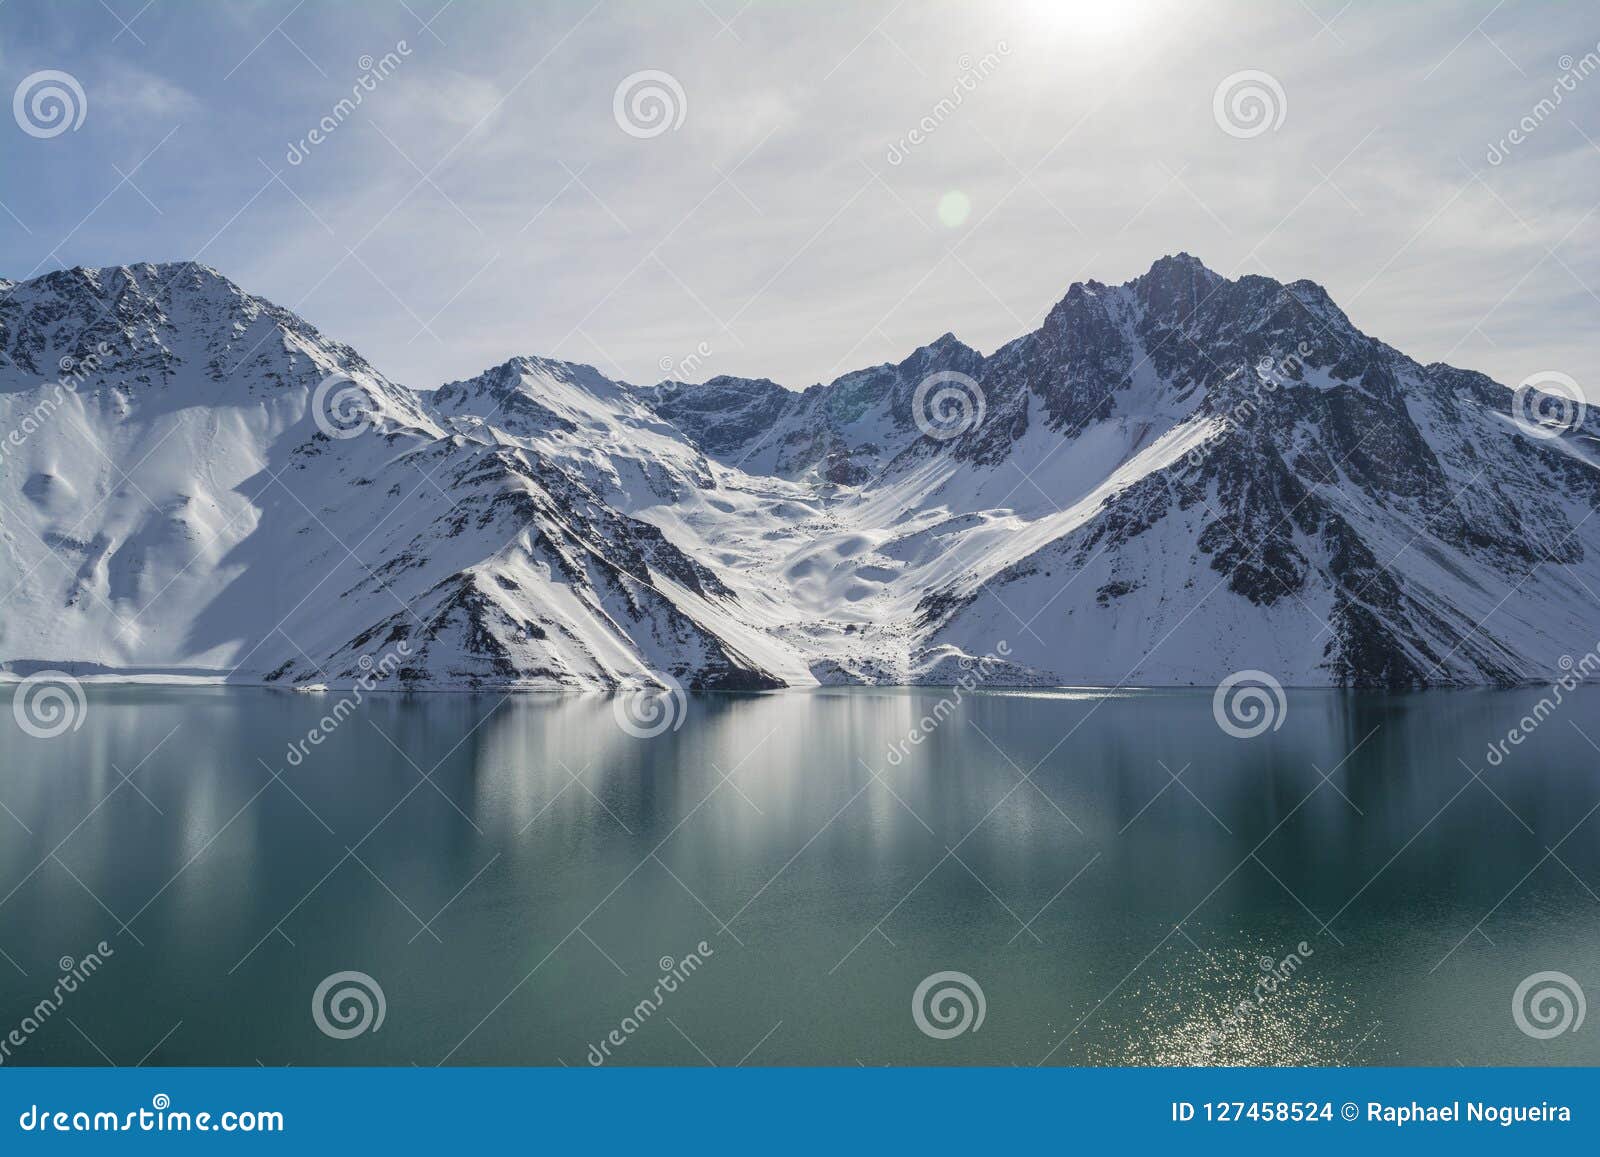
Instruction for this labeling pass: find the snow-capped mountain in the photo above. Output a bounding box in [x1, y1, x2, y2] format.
[1, 256, 1594, 689]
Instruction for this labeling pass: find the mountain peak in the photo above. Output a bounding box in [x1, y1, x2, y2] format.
[0, 259, 384, 395]
[905, 331, 980, 368]
[1045, 253, 1227, 327]
[1135, 252, 1226, 295]
[3, 255, 1596, 691]
[31, 260, 235, 296]
[1143, 251, 1218, 278]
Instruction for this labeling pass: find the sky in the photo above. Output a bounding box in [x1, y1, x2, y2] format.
[0, 0, 1597, 397]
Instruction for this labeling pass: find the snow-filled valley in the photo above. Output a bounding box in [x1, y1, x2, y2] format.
[2, 255, 1596, 690]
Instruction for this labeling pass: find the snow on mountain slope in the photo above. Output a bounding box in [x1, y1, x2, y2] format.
[910, 257, 1600, 686]
[2, 255, 1595, 689]
[0, 264, 780, 689]
[0, 262, 422, 675]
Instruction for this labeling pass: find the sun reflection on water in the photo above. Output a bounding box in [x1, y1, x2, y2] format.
[1082, 933, 1372, 1067]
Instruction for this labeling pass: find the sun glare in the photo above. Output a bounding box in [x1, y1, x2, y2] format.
[1024, 0, 1149, 43]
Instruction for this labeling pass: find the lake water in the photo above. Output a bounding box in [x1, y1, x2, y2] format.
[1, 685, 1596, 1066]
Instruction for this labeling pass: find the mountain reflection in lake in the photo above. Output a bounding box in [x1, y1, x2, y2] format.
[0, 685, 1595, 1066]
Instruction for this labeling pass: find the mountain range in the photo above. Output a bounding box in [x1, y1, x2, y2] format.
[1, 254, 1595, 690]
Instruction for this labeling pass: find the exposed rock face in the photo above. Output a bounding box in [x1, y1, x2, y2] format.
[2, 256, 1595, 688]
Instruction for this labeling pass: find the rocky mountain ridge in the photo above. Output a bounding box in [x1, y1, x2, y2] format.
[1, 255, 1594, 689]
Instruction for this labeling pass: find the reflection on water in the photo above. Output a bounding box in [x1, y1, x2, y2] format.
[0, 685, 1596, 1066]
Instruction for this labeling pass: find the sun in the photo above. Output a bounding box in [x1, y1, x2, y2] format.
[1022, 0, 1150, 43]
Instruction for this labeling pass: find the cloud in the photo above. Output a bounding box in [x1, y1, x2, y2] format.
[2, 0, 1598, 400]
[97, 62, 201, 125]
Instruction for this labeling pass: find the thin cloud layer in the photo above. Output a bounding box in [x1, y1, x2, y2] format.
[0, 0, 1596, 398]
